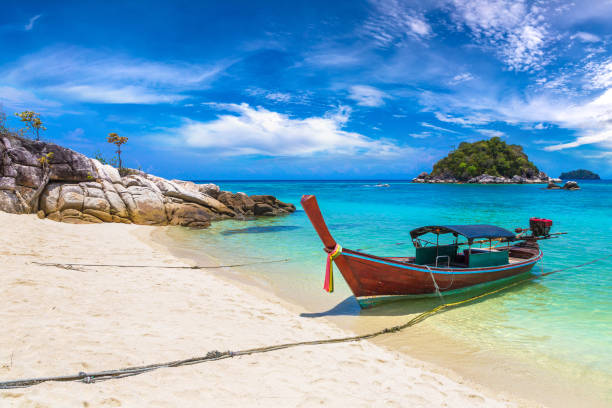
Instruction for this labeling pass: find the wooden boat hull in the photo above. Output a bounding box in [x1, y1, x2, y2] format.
[301, 194, 543, 308]
[335, 247, 541, 308]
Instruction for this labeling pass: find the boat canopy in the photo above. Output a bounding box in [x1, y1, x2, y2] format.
[410, 224, 516, 242]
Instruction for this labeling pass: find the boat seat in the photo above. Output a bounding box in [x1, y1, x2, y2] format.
[415, 244, 458, 265]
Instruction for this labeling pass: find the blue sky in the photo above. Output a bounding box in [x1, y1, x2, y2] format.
[1, 0, 611, 179]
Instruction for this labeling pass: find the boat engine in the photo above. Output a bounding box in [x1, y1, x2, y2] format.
[529, 217, 552, 237]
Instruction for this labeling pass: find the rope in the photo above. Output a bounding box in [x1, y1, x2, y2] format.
[31, 259, 290, 270]
[425, 265, 444, 303]
[1, 256, 607, 390]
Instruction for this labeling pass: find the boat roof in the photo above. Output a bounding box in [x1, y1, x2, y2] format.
[410, 225, 516, 241]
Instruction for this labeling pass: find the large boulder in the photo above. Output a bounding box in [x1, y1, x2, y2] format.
[250, 195, 296, 215]
[2, 132, 295, 227]
[216, 191, 255, 216]
[165, 202, 211, 228]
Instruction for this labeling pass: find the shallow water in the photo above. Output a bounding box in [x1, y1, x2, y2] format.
[166, 180, 612, 405]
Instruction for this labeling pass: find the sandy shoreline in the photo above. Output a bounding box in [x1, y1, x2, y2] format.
[0, 213, 521, 407]
[158, 220, 611, 408]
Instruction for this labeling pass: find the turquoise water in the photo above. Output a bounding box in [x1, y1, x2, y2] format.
[167, 180, 612, 402]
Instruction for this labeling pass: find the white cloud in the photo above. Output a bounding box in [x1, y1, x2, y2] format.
[449, 0, 550, 71]
[265, 92, 292, 103]
[571, 32, 601, 43]
[421, 122, 460, 134]
[173, 103, 409, 157]
[585, 59, 612, 90]
[1, 46, 226, 105]
[24, 14, 41, 31]
[448, 73, 475, 85]
[410, 132, 432, 139]
[477, 129, 505, 138]
[301, 47, 366, 68]
[421, 73, 612, 152]
[245, 88, 308, 104]
[47, 84, 186, 104]
[362, 0, 432, 47]
[0, 86, 60, 111]
[348, 85, 389, 107]
[434, 111, 492, 126]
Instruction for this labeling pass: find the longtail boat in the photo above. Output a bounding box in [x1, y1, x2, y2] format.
[301, 195, 564, 308]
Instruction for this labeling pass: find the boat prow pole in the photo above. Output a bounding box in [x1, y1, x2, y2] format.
[300, 195, 337, 250]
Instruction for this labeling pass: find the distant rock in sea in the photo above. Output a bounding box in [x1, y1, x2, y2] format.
[0, 133, 295, 228]
[412, 137, 554, 184]
[559, 169, 600, 180]
[562, 181, 580, 190]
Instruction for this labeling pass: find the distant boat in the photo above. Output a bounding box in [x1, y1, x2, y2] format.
[301, 195, 563, 308]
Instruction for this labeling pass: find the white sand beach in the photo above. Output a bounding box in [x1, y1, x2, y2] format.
[0, 213, 521, 407]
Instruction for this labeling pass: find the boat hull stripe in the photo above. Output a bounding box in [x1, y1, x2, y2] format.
[340, 251, 542, 275]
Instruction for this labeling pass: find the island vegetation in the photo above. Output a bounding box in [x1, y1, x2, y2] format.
[559, 169, 600, 180]
[431, 137, 539, 180]
[414, 137, 548, 183]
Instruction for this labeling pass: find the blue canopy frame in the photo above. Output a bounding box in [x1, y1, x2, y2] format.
[410, 224, 516, 244]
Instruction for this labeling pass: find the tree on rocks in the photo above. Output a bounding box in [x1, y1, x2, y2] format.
[15, 110, 46, 141]
[107, 132, 128, 169]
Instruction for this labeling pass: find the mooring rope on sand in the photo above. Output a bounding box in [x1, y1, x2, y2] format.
[0, 257, 606, 389]
[31, 259, 290, 270]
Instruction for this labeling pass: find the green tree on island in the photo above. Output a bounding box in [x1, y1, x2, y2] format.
[107, 132, 128, 169]
[430, 137, 539, 181]
[15, 110, 46, 141]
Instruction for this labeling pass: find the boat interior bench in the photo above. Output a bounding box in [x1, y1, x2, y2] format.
[464, 248, 509, 267]
[415, 245, 509, 268]
[415, 244, 457, 266]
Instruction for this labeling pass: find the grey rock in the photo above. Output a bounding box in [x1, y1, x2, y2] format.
[562, 181, 580, 190]
[1, 132, 295, 228]
[217, 191, 255, 216]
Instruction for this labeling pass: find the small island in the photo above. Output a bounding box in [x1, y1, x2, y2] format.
[413, 137, 554, 184]
[559, 169, 600, 180]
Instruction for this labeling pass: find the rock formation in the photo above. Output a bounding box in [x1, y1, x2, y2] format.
[0, 133, 295, 228]
[412, 172, 556, 184]
[562, 181, 580, 190]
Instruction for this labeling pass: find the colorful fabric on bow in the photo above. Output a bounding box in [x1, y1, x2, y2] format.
[324, 244, 342, 293]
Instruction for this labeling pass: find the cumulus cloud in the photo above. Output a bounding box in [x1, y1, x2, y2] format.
[348, 85, 389, 107]
[448, 0, 550, 71]
[174, 103, 409, 156]
[1, 46, 226, 105]
[362, 0, 432, 47]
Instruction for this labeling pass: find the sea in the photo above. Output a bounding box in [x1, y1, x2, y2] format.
[163, 180, 612, 406]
